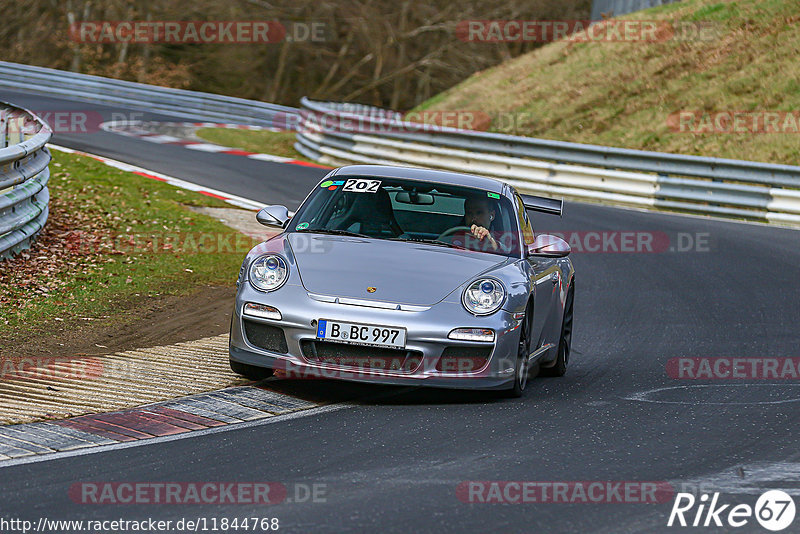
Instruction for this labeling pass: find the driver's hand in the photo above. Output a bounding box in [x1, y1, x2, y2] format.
[470, 225, 498, 251]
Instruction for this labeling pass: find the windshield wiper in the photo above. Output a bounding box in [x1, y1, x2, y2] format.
[298, 228, 371, 238]
[389, 237, 466, 250]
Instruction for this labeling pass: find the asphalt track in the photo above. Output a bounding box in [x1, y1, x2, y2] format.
[2, 89, 800, 533]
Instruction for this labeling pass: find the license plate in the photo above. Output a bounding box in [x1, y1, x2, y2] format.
[316, 319, 406, 349]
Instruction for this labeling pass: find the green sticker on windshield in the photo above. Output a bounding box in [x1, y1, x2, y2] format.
[296, 222, 310, 230]
[320, 181, 333, 188]
[487, 192, 500, 199]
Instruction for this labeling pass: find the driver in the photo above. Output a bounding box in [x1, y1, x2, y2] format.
[445, 194, 499, 252]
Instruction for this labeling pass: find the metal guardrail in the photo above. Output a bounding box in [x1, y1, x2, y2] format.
[0, 102, 53, 260]
[295, 98, 800, 225]
[0, 62, 299, 127]
[1, 63, 797, 226]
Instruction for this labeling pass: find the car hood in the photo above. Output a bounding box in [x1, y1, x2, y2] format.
[289, 234, 509, 306]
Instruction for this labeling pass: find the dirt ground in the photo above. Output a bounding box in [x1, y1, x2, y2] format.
[1, 285, 235, 359]
[1, 206, 272, 359]
[1, 204, 282, 363]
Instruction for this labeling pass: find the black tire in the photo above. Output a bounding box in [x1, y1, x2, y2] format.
[230, 360, 274, 381]
[541, 283, 574, 378]
[505, 303, 533, 398]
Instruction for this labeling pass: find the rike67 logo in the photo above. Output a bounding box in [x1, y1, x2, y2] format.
[668, 490, 796, 531]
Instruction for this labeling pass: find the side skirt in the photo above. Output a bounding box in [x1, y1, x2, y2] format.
[529, 343, 556, 365]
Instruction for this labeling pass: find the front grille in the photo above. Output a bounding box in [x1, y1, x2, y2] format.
[243, 319, 289, 354]
[436, 346, 492, 373]
[301, 340, 423, 373]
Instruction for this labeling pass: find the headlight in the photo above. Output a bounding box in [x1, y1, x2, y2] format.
[462, 278, 506, 316]
[249, 254, 289, 292]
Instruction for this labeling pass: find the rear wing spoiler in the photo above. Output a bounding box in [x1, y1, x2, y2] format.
[521, 194, 563, 217]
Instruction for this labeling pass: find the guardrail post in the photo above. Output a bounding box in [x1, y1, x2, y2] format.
[8, 112, 24, 145]
[0, 108, 7, 149]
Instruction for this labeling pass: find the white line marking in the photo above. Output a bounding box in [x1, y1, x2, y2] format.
[139, 134, 183, 144]
[624, 383, 800, 405]
[672, 461, 800, 496]
[48, 144, 264, 210]
[183, 143, 235, 152]
[247, 153, 293, 163]
[97, 120, 328, 169]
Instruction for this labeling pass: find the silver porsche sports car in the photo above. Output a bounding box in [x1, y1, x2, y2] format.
[229, 165, 574, 396]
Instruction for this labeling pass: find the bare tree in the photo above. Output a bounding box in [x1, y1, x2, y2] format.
[0, 0, 592, 109]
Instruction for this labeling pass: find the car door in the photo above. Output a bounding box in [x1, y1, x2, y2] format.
[514, 191, 559, 351]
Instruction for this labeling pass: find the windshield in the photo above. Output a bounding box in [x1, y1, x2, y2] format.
[289, 176, 521, 257]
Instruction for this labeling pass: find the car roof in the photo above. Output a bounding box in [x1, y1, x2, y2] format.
[330, 165, 506, 194]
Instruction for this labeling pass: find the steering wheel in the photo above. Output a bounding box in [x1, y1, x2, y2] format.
[437, 226, 473, 240]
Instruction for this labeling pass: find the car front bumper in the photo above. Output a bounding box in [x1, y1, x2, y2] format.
[229, 281, 523, 390]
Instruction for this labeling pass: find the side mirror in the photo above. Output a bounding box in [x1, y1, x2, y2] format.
[256, 205, 291, 228]
[527, 234, 570, 258]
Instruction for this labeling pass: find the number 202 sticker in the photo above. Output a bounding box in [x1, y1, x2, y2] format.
[343, 179, 381, 193]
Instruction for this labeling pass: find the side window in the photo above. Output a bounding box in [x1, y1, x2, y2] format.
[514, 193, 535, 245]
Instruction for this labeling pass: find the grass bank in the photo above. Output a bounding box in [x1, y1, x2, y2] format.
[415, 0, 800, 165]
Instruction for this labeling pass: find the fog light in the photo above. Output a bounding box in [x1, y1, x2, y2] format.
[243, 303, 282, 320]
[448, 328, 495, 342]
